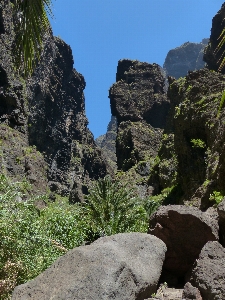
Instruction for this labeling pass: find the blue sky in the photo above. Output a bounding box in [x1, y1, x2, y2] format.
[50, 0, 225, 139]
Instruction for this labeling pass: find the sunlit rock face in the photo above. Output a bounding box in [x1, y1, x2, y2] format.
[163, 39, 208, 79]
[0, 0, 107, 201]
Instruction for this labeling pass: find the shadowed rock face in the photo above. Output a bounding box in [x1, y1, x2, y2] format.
[148, 205, 218, 280]
[95, 115, 117, 173]
[0, 0, 107, 200]
[164, 40, 208, 79]
[27, 36, 107, 199]
[12, 233, 167, 300]
[168, 68, 225, 207]
[204, 3, 225, 73]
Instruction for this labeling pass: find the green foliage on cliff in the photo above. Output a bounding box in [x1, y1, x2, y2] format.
[13, 0, 53, 76]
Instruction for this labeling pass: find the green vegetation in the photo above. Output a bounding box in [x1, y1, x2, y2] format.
[13, 0, 53, 76]
[83, 176, 148, 239]
[190, 139, 206, 149]
[0, 174, 152, 298]
[209, 190, 224, 205]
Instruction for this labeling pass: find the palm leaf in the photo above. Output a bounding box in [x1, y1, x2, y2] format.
[13, 0, 53, 76]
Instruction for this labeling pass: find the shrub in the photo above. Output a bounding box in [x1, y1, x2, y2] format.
[83, 176, 148, 241]
[0, 174, 86, 299]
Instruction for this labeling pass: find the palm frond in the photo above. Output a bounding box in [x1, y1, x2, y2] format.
[217, 90, 225, 117]
[13, 0, 53, 76]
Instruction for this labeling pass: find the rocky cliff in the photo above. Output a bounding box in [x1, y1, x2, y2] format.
[0, 0, 107, 202]
[164, 39, 208, 79]
[95, 115, 117, 172]
[108, 59, 170, 198]
[4, 1, 225, 299]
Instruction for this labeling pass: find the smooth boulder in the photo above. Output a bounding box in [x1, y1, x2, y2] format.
[12, 233, 166, 300]
[148, 205, 219, 277]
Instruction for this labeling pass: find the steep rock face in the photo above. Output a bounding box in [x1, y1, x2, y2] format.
[204, 3, 225, 73]
[27, 35, 107, 200]
[109, 60, 170, 195]
[110, 60, 169, 127]
[95, 115, 117, 173]
[168, 68, 225, 208]
[164, 39, 208, 79]
[0, 0, 107, 201]
[0, 0, 48, 193]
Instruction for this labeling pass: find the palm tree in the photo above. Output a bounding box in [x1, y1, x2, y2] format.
[83, 176, 147, 240]
[13, 0, 53, 76]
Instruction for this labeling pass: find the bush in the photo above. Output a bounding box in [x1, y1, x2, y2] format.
[0, 174, 87, 299]
[0, 174, 149, 298]
[83, 176, 148, 241]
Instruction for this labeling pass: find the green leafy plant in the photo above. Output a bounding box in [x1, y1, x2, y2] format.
[83, 176, 147, 240]
[0, 174, 87, 299]
[13, 0, 54, 76]
[209, 191, 224, 205]
[190, 139, 206, 149]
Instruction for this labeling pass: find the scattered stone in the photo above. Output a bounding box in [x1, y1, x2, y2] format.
[12, 233, 167, 300]
[145, 284, 183, 300]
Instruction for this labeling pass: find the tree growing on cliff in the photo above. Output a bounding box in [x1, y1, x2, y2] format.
[13, 0, 53, 76]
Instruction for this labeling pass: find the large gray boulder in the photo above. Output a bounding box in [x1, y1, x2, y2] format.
[217, 198, 225, 247]
[148, 205, 219, 278]
[12, 233, 166, 300]
[190, 241, 225, 300]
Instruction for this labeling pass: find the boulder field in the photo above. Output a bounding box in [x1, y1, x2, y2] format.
[12, 201, 225, 299]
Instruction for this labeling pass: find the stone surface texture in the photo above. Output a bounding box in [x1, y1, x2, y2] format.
[190, 241, 225, 300]
[164, 39, 208, 79]
[12, 233, 167, 300]
[95, 115, 117, 173]
[167, 68, 225, 207]
[0, 0, 107, 201]
[217, 198, 225, 247]
[148, 205, 219, 278]
[182, 282, 202, 300]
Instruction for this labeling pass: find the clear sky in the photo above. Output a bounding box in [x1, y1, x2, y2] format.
[50, 0, 225, 139]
